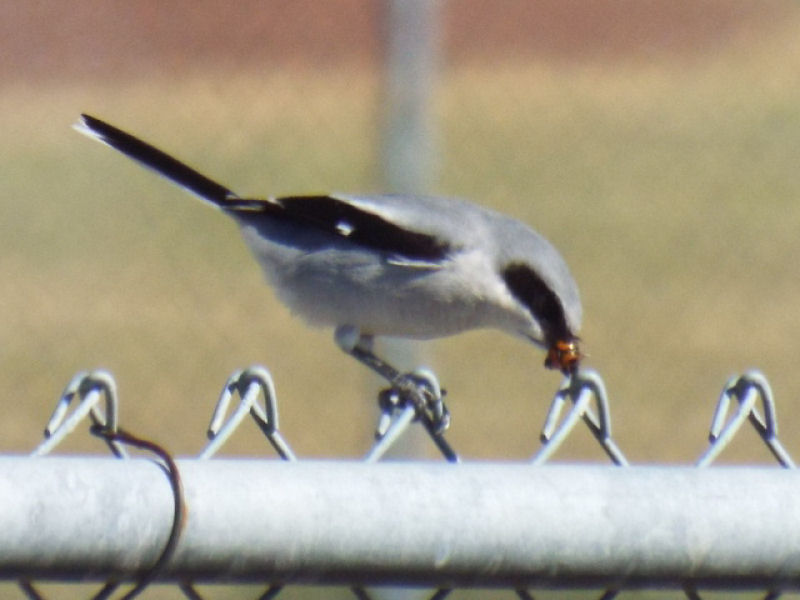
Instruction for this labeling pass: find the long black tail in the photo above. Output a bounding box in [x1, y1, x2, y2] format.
[75, 114, 237, 207]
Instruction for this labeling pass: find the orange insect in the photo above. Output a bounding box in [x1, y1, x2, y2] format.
[544, 339, 582, 375]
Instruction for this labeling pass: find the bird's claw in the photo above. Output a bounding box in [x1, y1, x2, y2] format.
[375, 369, 450, 438]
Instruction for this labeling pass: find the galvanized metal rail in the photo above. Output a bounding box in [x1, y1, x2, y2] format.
[3, 458, 800, 590]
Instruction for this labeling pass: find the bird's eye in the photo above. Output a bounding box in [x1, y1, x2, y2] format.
[544, 339, 581, 375]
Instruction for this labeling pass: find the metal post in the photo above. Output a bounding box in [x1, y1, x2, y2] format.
[381, 0, 440, 194]
[374, 0, 443, 458]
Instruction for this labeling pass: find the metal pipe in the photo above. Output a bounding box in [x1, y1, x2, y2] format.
[2, 457, 799, 589]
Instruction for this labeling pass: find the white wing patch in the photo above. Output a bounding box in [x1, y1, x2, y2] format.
[336, 220, 355, 236]
[385, 256, 445, 270]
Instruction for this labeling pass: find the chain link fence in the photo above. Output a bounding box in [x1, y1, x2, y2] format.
[6, 365, 800, 599]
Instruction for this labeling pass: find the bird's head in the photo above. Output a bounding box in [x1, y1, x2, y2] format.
[500, 252, 582, 376]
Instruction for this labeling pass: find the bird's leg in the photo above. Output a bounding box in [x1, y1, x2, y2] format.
[334, 326, 450, 434]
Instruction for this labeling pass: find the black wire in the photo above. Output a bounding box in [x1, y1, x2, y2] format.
[91, 426, 186, 600]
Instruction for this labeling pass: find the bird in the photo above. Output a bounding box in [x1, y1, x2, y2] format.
[74, 114, 583, 428]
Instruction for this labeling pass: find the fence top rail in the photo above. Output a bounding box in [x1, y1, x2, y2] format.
[2, 456, 800, 589]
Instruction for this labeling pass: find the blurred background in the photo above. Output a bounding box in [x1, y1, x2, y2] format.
[1, 0, 800, 467]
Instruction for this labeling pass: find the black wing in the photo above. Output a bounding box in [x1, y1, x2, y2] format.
[227, 195, 453, 264]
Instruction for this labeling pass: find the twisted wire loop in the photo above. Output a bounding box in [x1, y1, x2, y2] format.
[355, 369, 457, 600]
[32, 369, 125, 457]
[521, 370, 627, 600]
[697, 370, 796, 468]
[198, 365, 296, 460]
[27, 370, 186, 600]
[23, 373, 127, 600]
[364, 367, 458, 463]
[532, 368, 629, 466]
[688, 372, 796, 600]
[182, 367, 296, 599]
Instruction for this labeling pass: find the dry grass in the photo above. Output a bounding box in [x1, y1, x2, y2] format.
[1, 22, 800, 468]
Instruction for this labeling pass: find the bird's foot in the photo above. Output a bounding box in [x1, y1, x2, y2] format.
[375, 368, 450, 438]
